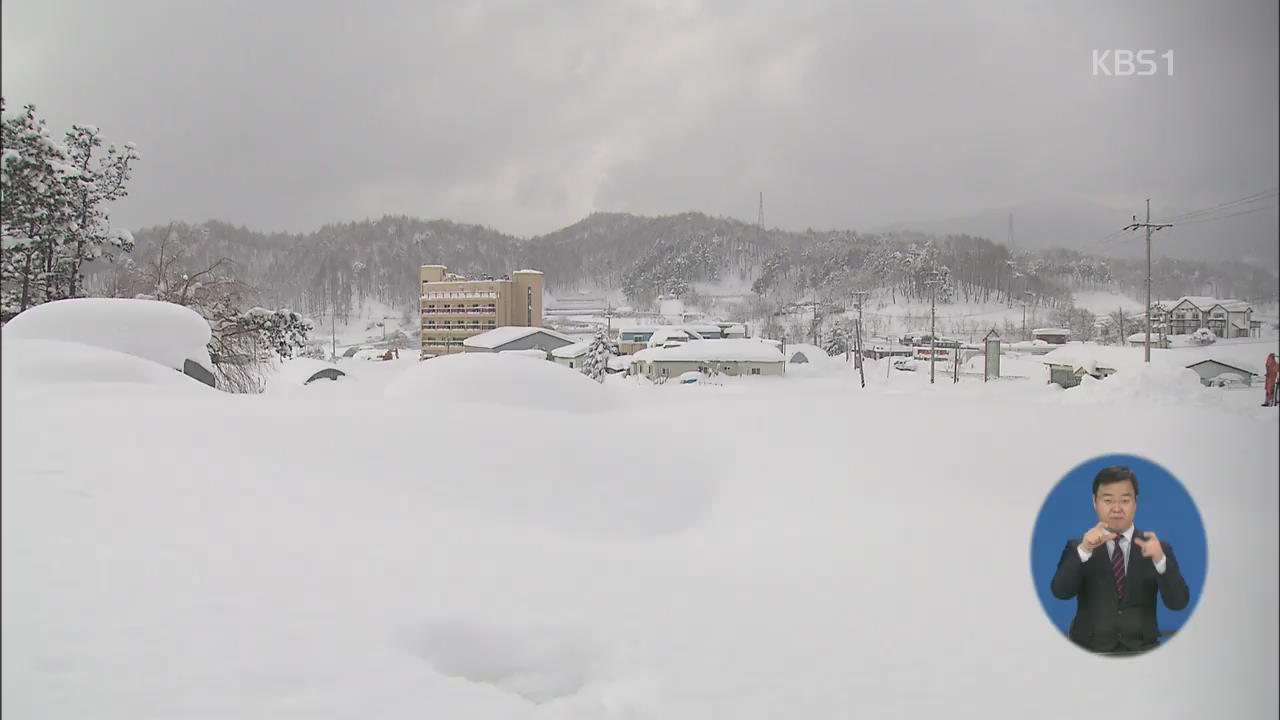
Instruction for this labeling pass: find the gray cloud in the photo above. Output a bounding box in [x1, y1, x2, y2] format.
[3, 0, 1276, 240]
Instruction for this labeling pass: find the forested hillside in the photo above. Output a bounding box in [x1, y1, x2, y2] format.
[87, 212, 1279, 325]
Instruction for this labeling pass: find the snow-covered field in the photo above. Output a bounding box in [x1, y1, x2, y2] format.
[3, 341, 1278, 718]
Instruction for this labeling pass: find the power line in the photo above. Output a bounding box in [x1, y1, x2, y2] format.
[1162, 188, 1278, 223]
[1163, 201, 1278, 228]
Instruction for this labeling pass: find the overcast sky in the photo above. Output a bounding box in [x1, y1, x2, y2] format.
[3, 0, 1277, 238]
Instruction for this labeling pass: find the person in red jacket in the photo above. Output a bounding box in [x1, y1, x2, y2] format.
[1265, 353, 1278, 407]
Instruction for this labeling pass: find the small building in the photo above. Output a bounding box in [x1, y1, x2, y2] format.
[630, 339, 785, 381]
[1040, 345, 1151, 388]
[1185, 359, 1258, 387]
[1032, 328, 1071, 345]
[461, 326, 575, 357]
[1126, 332, 1170, 349]
[551, 340, 593, 369]
[617, 326, 657, 355]
[1045, 359, 1117, 388]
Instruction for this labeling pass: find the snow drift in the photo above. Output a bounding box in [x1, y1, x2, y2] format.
[3, 297, 213, 371]
[384, 352, 617, 413]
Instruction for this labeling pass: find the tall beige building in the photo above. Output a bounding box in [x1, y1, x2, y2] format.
[419, 265, 545, 356]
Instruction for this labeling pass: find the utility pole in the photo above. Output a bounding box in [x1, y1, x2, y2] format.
[925, 274, 942, 384]
[852, 290, 868, 388]
[1124, 199, 1174, 363]
[953, 339, 960, 383]
[812, 285, 820, 346]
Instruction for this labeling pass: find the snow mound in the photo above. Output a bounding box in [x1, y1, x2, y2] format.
[403, 620, 598, 704]
[1, 338, 213, 392]
[384, 352, 617, 413]
[1051, 362, 1221, 407]
[263, 358, 347, 394]
[3, 298, 213, 371]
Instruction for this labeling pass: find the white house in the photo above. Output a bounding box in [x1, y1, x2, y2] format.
[630, 339, 785, 381]
[461, 326, 575, 356]
[1163, 296, 1257, 338]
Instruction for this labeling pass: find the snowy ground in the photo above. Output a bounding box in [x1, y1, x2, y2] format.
[3, 347, 1278, 718]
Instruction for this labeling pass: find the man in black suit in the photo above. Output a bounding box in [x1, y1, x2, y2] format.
[1050, 466, 1190, 654]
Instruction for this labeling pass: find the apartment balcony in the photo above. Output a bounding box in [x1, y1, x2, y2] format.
[422, 325, 495, 333]
[421, 291, 500, 300]
[420, 308, 498, 315]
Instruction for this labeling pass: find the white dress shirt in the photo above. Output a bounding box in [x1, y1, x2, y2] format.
[1078, 524, 1167, 575]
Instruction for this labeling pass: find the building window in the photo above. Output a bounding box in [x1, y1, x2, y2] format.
[569, 361, 575, 368]
[660, 367, 669, 375]
[751, 368, 761, 375]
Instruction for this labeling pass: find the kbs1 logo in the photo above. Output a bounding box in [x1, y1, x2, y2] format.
[1092, 50, 1174, 76]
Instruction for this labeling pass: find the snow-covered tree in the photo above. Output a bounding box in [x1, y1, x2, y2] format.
[583, 328, 611, 383]
[1, 100, 138, 321]
[61, 124, 139, 298]
[2, 101, 74, 319]
[823, 325, 849, 356]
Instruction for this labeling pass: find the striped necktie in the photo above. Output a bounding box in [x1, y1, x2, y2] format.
[1111, 536, 1127, 601]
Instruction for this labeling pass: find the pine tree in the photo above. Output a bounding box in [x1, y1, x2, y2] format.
[822, 325, 849, 356]
[2, 101, 75, 319]
[1, 100, 138, 321]
[583, 328, 611, 383]
[61, 124, 139, 299]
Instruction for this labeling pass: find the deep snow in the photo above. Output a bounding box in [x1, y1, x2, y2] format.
[2, 346, 1277, 719]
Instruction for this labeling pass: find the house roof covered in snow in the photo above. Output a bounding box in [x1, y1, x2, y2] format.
[462, 326, 574, 349]
[647, 327, 701, 346]
[1031, 328, 1071, 336]
[632, 339, 785, 363]
[1212, 300, 1252, 312]
[1171, 296, 1222, 310]
[1185, 358, 1259, 377]
[1041, 344, 1152, 373]
[551, 341, 592, 358]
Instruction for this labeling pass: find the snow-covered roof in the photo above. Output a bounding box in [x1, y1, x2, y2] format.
[551, 341, 592, 358]
[513, 269, 543, 274]
[682, 324, 724, 334]
[497, 348, 549, 359]
[1184, 358, 1259, 377]
[3, 298, 213, 372]
[1041, 344, 1151, 373]
[1031, 328, 1071, 336]
[647, 327, 700, 346]
[1171, 296, 1220, 310]
[1213, 300, 1252, 312]
[462, 326, 574, 349]
[632, 339, 784, 363]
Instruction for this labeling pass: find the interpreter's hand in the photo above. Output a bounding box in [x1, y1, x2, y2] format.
[1080, 522, 1119, 554]
[1132, 531, 1165, 564]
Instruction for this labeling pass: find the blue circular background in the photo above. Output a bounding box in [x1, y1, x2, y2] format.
[1030, 454, 1207, 644]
